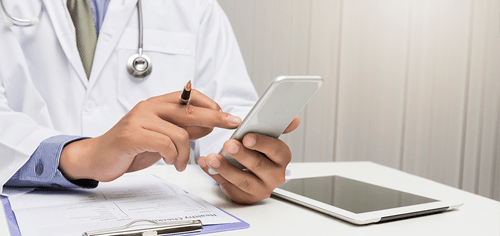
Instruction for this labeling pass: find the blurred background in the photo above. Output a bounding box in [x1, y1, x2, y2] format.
[217, 0, 500, 201]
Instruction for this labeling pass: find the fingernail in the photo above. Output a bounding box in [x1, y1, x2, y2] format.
[228, 115, 241, 125]
[244, 136, 256, 147]
[208, 153, 217, 158]
[208, 156, 221, 168]
[198, 157, 207, 168]
[227, 142, 239, 154]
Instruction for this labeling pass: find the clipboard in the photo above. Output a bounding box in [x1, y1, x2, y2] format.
[83, 219, 202, 236]
[1, 196, 249, 236]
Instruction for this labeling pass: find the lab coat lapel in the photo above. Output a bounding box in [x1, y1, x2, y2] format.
[43, 0, 88, 88]
[87, 0, 138, 90]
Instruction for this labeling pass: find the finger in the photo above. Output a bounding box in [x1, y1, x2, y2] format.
[140, 115, 190, 171]
[134, 129, 178, 165]
[200, 153, 266, 196]
[147, 89, 221, 111]
[184, 126, 214, 140]
[198, 156, 264, 204]
[146, 92, 181, 104]
[241, 133, 292, 167]
[283, 116, 300, 134]
[136, 100, 241, 129]
[222, 139, 284, 187]
[187, 90, 221, 111]
[152, 102, 241, 129]
[127, 152, 163, 172]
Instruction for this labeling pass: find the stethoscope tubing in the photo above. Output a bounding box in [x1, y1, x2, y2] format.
[2, 0, 151, 79]
[126, 0, 152, 79]
[0, 0, 43, 27]
[137, 0, 144, 55]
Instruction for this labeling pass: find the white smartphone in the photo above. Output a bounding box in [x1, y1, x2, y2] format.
[209, 76, 322, 174]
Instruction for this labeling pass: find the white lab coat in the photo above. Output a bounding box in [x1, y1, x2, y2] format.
[0, 0, 258, 188]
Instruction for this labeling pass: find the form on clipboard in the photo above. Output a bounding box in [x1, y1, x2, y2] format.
[2, 175, 249, 236]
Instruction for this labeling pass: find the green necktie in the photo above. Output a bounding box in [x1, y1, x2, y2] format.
[67, 0, 97, 79]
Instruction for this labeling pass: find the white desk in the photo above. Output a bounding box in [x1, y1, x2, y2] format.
[1, 162, 499, 235]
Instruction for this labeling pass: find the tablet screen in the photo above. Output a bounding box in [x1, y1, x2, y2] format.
[278, 176, 438, 214]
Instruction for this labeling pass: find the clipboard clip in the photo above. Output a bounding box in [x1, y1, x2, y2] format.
[83, 219, 203, 236]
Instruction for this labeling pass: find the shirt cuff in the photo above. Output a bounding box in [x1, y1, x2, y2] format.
[4, 135, 98, 188]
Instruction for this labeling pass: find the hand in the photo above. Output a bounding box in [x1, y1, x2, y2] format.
[197, 116, 300, 204]
[59, 90, 242, 182]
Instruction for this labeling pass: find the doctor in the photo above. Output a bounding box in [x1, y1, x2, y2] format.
[0, 0, 299, 204]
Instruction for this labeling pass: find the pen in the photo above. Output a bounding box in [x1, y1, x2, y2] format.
[179, 80, 191, 105]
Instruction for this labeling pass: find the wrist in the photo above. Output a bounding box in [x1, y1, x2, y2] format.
[59, 138, 95, 181]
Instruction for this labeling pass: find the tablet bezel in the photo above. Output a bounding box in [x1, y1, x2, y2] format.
[272, 176, 463, 225]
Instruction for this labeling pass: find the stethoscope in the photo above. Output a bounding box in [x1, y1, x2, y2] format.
[0, 0, 42, 26]
[0, 0, 152, 79]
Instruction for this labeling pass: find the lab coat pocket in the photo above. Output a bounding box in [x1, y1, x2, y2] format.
[117, 28, 195, 110]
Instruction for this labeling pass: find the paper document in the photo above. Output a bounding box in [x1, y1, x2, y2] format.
[7, 175, 239, 236]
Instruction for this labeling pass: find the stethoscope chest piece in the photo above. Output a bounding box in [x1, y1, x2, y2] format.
[126, 0, 152, 80]
[127, 53, 152, 79]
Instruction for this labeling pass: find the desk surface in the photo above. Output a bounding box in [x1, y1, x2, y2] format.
[1, 162, 499, 235]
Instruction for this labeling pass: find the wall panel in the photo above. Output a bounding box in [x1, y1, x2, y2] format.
[402, 0, 471, 188]
[217, 1, 256, 80]
[278, 0, 312, 162]
[302, 0, 342, 162]
[400, 1, 439, 179]
[475, 0, 500, 198]
[249, 0, 276, 94]
[462, 0, 485, 194]
[335, 0, 411, 169]
[494, 118, 500, 201]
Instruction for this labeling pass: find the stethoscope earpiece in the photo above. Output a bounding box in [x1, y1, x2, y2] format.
[4, 18, 13, 26]
[29, 17, 39, 25]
